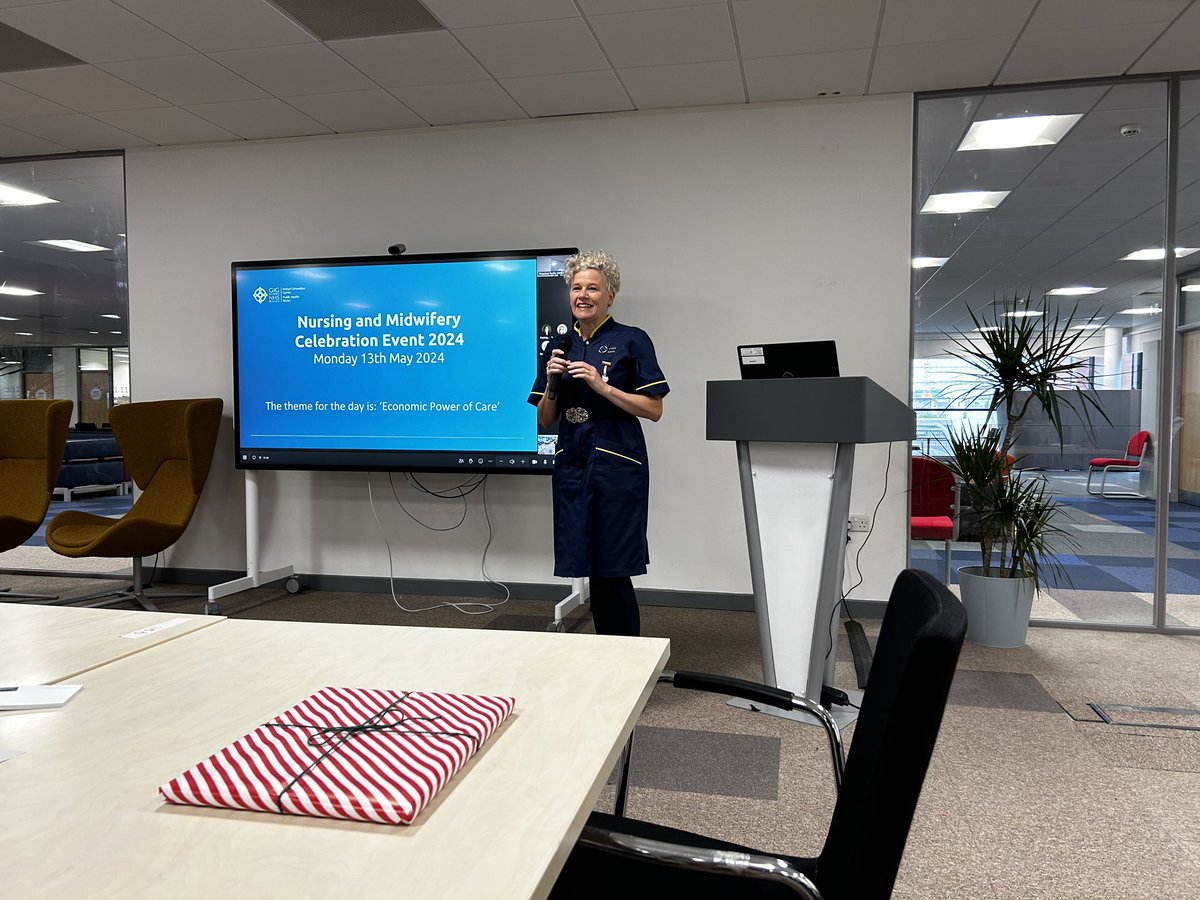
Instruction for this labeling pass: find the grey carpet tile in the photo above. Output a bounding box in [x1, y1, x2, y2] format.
[1049, 587, 1157, 624]
[932, 705, 1106, 774]
[619, 786, 829, 861]
[1079, 725, 1200, 774]
[948, 670, 1063, 713]
[619, 725, 781, 800]
[900, 765, 1195, 900]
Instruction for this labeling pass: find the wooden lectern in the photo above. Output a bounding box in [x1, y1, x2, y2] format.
[707, 376, 914, 715]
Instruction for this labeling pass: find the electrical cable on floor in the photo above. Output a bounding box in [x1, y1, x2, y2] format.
[826, 440, 894, 661]
[479, 476, 511, 605]
[367, 471, 509, 615]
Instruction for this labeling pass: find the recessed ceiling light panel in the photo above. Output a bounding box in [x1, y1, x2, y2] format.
[957, 114, 1083, 151]
[36, 239, 110, 252]
[912, 257, 949, 268]
[1120, 247, 1200, 261]
[0, 183, 58, 206]
[0, 285, 43, 296]
[920, 191, 1009, 214]
[1047, 286, 1103, 295]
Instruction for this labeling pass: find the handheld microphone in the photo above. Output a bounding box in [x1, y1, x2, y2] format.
[546, 334, 572, 401]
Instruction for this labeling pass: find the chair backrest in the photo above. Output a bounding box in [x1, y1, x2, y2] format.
[111, 398, 223, 495]
[0, 400, 74, 544]
[911, 456, 955, 519]
[1127, 430, 1150, 459]
[816, 569, 967, 900]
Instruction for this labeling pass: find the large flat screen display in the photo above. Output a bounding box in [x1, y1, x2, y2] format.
[232, 247, 577, 474]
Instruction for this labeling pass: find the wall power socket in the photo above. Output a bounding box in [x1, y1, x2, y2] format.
[848, 514, 871, 533]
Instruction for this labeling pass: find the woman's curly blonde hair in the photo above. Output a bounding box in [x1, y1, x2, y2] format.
[563, 250, 620, 296]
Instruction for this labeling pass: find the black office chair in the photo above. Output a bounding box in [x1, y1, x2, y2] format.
[550, 569, 967, 900]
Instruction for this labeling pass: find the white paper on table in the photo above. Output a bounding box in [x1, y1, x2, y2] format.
[0, 684, 83, 711]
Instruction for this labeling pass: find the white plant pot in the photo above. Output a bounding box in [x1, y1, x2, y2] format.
[957, 566, 1035, 648]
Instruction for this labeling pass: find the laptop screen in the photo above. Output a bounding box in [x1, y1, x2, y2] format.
[737, 340, 840, 379]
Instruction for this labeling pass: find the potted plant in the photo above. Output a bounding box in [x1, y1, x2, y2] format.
[940, 294, 1108, 647]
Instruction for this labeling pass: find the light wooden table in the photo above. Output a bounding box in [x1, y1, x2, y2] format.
[0, 603, 223, 684]
[0, 618, 670, 899]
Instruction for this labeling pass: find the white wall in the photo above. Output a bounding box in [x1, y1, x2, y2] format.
[125, 95, 913, 602]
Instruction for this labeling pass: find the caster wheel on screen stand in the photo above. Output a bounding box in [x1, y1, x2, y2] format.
[285, 576, 304, 594]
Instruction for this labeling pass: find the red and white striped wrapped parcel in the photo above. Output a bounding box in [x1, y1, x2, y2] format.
[159, 686, 515, 825]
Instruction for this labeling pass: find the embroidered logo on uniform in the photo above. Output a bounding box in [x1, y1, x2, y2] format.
[597, 346, 617, 354]
[565, 407, 589, 423]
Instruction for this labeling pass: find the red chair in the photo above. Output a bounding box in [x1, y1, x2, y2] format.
[1087, 431, 1150, 498]
[911, 456, 958, 583]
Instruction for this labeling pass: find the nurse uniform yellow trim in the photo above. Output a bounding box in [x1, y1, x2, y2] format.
[636, 379, 667, 392]
[596, 446, 642, 465]
[574, 315, 612, 336]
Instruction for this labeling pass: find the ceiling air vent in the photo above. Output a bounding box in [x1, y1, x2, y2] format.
[269, 0, 443, 40]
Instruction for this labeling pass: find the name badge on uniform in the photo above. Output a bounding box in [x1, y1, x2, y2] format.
[565, 407, 589, 424]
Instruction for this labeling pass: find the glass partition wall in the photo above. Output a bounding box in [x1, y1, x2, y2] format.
[1166, 76, 1200, 629]
[0, 151, 129, 574]
[913, 75, 1200, 635]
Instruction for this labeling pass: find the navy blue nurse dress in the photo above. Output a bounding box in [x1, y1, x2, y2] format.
[528, 316, 669, 578]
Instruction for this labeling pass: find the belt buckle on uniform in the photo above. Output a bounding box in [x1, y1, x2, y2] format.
[565, 407, 589, 424]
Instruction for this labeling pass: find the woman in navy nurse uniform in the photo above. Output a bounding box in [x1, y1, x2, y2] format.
[528, 250, 669, 636]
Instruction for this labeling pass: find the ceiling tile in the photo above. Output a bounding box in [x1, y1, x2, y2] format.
[111, 0, 316, 52]
[743, 49, 870, 102]
[454, 18, 609, 78]
[869, 37, 1009, 94]
[877, 0, 1034, 46]
[619, 59, 744, 109]
[283, 89, 427, 132]
[329, 31, 487, 87]
[184, 98, 332, 140]
[1027, 0, 1187, 31]
[2, 112, 151, 150]
[387, 80, 526, 125]
[421, 0, 579, 27]
[90, 106, 241, 144]
[580, 0, 725, 12]
[998, 23, 1167, 84]
[589, 5, 735, 67]
[1129, 2, 1200, 74]
[2, 64, 166, 112]
[0, 120, 69, 156]
[0, 0, 191, 64]
[735, 0, 880, 58]
[0, 78, 70, 117]
[499, 69, 633, 117]
[99, 55, 270, 105]
[210, 43, 376, 97]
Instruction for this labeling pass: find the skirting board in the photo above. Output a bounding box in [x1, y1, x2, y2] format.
[149, 567, 890, 617]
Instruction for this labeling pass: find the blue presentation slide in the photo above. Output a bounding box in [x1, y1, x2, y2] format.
[236, 260, 537, 451]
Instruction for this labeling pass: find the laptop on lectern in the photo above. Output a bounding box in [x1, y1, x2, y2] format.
[737, 340, 840, 379]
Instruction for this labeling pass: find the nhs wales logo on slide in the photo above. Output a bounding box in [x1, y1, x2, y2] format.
[251, 285, 302, 304]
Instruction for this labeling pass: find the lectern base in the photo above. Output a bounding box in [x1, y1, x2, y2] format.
[727, 689, 863, 730]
